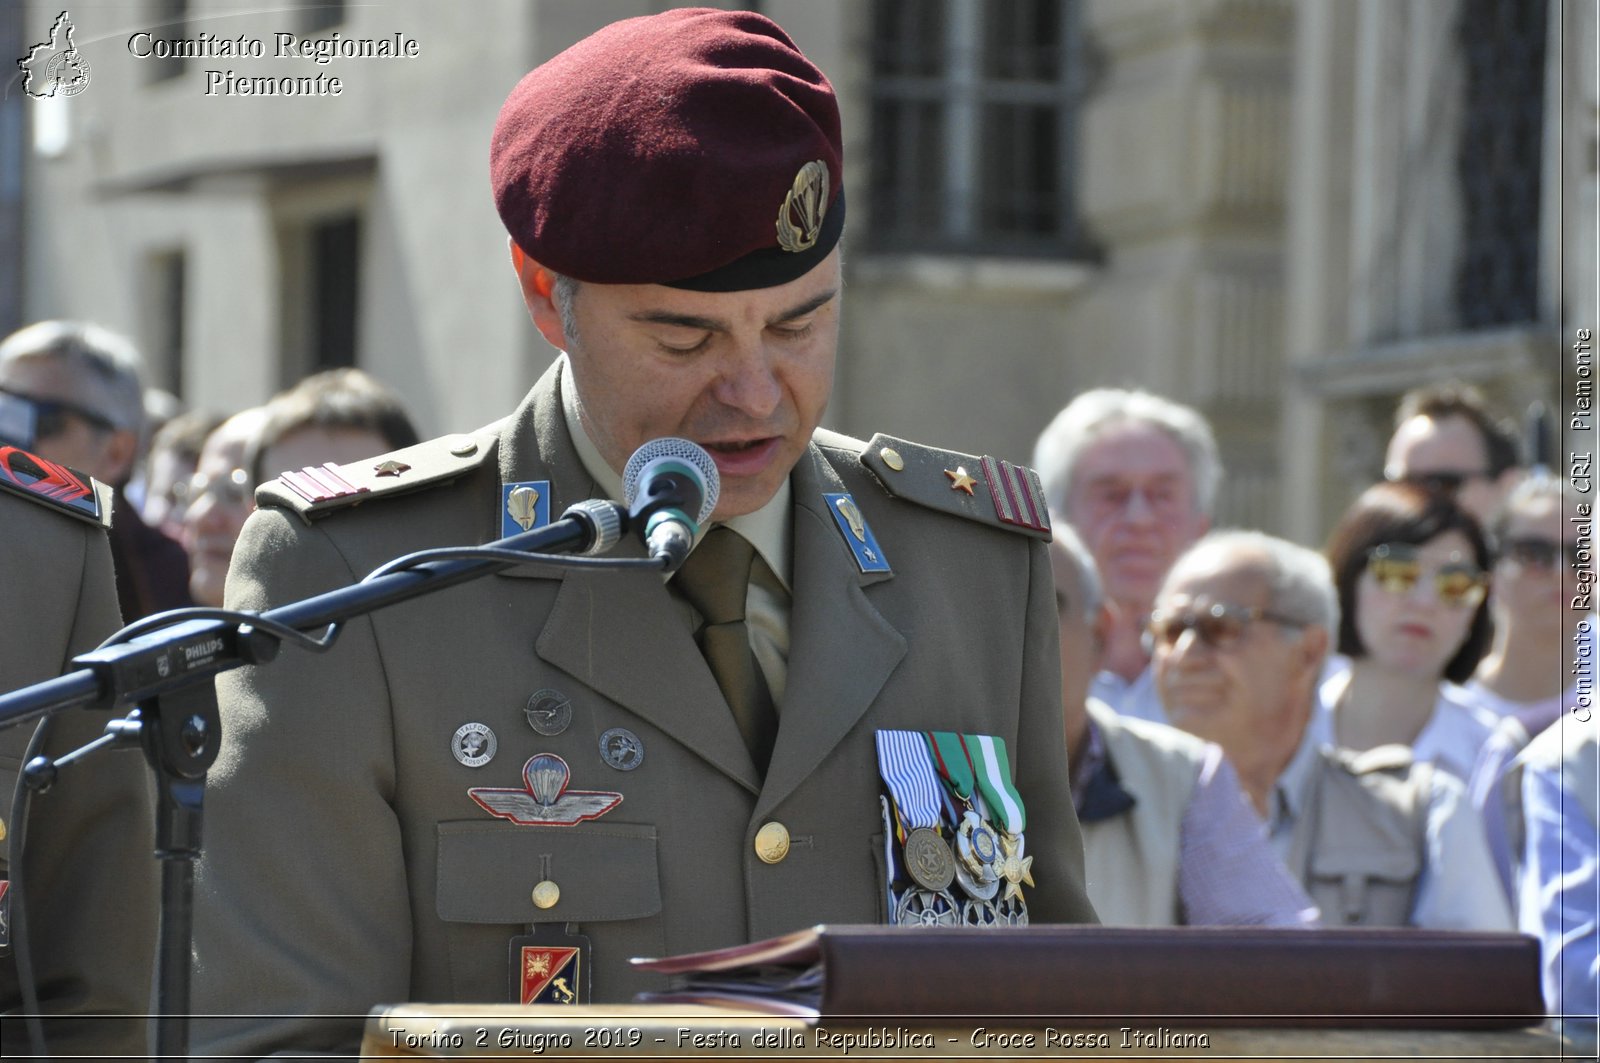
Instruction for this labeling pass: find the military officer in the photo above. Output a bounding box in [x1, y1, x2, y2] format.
[0, 446, 157, 1057]
[192, 9, 1096, 1056]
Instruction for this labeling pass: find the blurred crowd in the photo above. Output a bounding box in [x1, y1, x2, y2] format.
[0, 317, 1593, 1049]
[0, 320, 418, 617]
[1033, 382, 1594, 1048]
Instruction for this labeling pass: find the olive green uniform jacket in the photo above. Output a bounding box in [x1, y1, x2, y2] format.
[0, 481, 156, 1058]
[193, 361, 1096, 1057]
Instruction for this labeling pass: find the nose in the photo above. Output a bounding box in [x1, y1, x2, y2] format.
[1167, 624, 1207, 660]
[1122, 487, 1156, 524]
[1404, 574, 1443, 607]
[713, 342, 782, 420]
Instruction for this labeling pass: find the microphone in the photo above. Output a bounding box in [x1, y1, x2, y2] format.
[622, 438, 720, 571]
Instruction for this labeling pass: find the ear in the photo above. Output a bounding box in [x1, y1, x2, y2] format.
[104, 428, 140, 486]
[1296, 625, 1331, 677]
[1090, 601, 1116, 665]
[509, 237, 568, 352]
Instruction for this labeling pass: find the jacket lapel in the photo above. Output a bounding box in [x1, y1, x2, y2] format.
[756, 443, 906, 819]
[510, 361, 762, 793]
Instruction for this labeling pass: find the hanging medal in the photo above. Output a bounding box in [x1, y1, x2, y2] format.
[968, 733, 1034, 907]
[874, 730, 957, 894]
[926, 732, 1002, 904]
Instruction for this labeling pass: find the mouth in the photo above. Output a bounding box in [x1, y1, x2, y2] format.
[700, 437, 782, 478]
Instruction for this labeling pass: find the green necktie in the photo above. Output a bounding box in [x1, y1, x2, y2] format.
[674, 527, 777, 772]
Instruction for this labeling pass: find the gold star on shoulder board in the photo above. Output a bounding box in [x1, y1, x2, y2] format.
[374, 460, 411, 477]
[944, 467, 977, 495]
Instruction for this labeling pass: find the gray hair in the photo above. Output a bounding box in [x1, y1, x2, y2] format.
[551, 273, 581, 347]
[1033, 388, 1223, 518]
[1161, 529, 1339, 647]
[0, 320, 146, 432]
[1049, 519, 1103, 623]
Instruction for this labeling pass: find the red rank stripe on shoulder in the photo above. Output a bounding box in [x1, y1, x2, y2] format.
[280, 463, 368, 504]
[0, 446, 100, 520]
[981, 455, 1049, 533]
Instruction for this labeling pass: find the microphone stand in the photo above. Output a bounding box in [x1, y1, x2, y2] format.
[0, 502, 633, 1062]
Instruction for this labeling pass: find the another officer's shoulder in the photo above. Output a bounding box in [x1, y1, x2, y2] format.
[818, 428, 1052, 540]
[0, 445, 113, 529]
[255, 422, 504, 524]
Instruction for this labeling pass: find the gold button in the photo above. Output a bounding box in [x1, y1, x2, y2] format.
[880, 447, 904, 472]
[450, 437, 478, 457]
[754, 822, 790, 864]
[531, 880, 560, 909]
[0, 817, 7, 843]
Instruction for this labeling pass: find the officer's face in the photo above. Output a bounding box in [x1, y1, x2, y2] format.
[1063, 423, 1208, 613]
[555, 252, 840, 520]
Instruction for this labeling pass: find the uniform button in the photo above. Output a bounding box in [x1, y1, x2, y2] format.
[450, 437, 478, 457]
[879, 447, 904, 472]
[0, 817, 6, 843]
[531, 880, 560, 909]
[753, 822, 790, 864]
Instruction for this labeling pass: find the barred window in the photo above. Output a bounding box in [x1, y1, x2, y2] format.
[868, 0, 1093, 257]
[1453, 0, 1546, 329]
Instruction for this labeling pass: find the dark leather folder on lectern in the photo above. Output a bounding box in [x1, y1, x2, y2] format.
[632, 924, 1545, 1028]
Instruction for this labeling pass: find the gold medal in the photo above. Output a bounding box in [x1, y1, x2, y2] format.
[997, 831, 1035, 903]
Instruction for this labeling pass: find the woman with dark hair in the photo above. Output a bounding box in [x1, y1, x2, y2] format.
[1320, 481, 1501, 780]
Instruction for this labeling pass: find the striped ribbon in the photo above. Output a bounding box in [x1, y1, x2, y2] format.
[969, 733, 1025, 835]
[875, 730, 943, 831]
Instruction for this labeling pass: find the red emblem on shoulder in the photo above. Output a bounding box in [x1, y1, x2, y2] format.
[0, 446, 103, 523]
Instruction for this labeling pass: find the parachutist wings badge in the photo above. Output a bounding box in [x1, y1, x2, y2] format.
[469, 753, 622, 826]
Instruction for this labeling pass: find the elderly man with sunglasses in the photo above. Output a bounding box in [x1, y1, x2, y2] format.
[1051, 525, 1318, 928]
[1150, 530, 1512, 930]
[0, 321, 192, 620]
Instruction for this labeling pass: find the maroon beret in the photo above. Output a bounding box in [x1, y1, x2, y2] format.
[490, 8, 843, 292]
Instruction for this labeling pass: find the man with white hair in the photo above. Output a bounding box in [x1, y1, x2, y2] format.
[1150, 530, 1512, 930]
[0, 321, 191, 620]
[1035, 388, 1219, 724]
[1050, 523, 1316, 927]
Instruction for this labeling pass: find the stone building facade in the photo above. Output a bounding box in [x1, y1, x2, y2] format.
[11, 0, 1593, 543]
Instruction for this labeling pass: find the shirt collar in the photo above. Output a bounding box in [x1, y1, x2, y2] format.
[1269, 721, 1324, 835]
[1069, 714, 1108, 807]
[558, 353, 792, 591]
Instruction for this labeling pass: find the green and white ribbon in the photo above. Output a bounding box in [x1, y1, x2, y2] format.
[968, 733, 1025, 835]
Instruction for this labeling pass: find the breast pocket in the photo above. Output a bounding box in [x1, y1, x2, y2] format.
[435, 819, 665, 1002]
[436, 819, 662, 924]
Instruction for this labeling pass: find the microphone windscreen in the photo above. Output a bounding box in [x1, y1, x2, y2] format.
[622, 438, 721, 524]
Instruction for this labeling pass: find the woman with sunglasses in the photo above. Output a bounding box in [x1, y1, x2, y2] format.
[1320, 482, 1501, 782]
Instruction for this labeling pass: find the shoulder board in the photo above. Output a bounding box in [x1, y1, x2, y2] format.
[854, 432, 1052, 540]
[1334, 743, 1416, 776]
[256, 426, 500, 524]
[0, 445, 113, 527]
